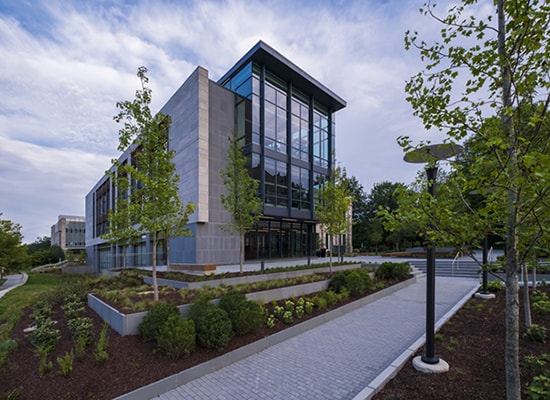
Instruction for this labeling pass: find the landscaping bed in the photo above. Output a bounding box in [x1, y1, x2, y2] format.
[0, 265, 407, 400]
[374, 285, 550, 400]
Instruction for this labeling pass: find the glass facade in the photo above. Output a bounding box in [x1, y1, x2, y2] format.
[222, 59, 336, 259]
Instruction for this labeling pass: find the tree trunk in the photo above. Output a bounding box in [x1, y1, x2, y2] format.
[152, 233, 159, 302]
[498, 1, 521, 397]
[239, 233, 244, 274]
[328, 234, 333, 274]
[522, 263, 532, 328]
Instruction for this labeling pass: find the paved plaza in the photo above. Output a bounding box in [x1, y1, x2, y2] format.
[144, 265, 479, 400]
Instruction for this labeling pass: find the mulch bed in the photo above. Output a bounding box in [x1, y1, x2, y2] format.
[1, 285, 548, 400]
[374, 286, 550, 400]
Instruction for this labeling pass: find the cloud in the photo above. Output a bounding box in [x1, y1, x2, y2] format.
[0, 0, 480, 241]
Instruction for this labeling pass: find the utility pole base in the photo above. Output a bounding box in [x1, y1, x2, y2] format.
[412, 356, 449, 373]
[475, 292, 496, 300]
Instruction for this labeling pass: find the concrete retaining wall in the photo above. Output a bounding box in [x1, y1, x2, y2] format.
[89, 279, 333, 336]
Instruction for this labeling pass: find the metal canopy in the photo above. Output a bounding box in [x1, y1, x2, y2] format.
[403, 143, 463, 164]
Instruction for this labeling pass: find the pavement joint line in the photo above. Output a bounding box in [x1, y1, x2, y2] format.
[352, 279, 480, 400]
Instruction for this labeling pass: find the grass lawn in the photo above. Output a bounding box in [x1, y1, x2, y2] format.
[0, 273, 63, 320]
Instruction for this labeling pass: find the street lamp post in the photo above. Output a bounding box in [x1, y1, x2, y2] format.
[404, 143, 463, 373]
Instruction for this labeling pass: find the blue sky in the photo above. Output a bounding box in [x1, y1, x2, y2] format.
[0, 0, 479, 242]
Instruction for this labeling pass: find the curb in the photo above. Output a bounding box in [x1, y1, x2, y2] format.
[351, 280, 480, 400]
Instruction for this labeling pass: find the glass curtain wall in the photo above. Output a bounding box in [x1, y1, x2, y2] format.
[222, 61, 333, 260]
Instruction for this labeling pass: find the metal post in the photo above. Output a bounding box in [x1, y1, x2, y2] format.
[421, 165, 439, 365]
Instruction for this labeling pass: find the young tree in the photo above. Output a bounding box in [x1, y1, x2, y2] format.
[220, 131, 263, 273]
[316, 166, 352, 272]
[107, 67, 195, 301]
[0, 213, 28, 276]
[402, 1, 550, 397]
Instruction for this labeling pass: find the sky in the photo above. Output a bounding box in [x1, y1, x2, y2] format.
[0, 0, 480, 243]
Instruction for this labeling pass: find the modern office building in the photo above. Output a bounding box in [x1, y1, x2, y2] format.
[85, 41, 346, 272]
[51, 215, 86, 254]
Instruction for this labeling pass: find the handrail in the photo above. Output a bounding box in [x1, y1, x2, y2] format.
[451, 251, 463, 276]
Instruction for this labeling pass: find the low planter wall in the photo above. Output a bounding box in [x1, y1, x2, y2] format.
[146, 263, 365, 290]
[113, 276, 417, 400]
[89, 279, 332, 336]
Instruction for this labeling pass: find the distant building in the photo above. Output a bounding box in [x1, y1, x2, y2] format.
[85, 41, 347, 272]
[51, 215, 86, 254]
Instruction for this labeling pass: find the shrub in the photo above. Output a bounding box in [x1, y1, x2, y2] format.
[156, 314, 196, 360]
[524, 324, 547, 343]
[324, 290, 339, 306]
[374, 262, 411, 281]
[30, 319, 60, 355]
[0, 339, 18, 370]
[68, 317, 94, 345]
[532, 300, 550, 317]
[38, 355, 53, 375]
[190, 299, 233, 350]
[218, 291, 264, 336]
[486, 280, 504, 293]
[266, 315, 275, 328]
[526, 375, 550, 400]
[94, 322, 109, 363]
[531, 290, 549, 303]
[328, 269, 373, 296]
[56, 350, 74, 376]
[311, 296, 327, 310]
[282, 311, 294, 324]
[138, 302, 180, 342]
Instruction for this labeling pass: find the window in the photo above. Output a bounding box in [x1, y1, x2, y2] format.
[291, 97, 309, 162]
[264, 80, 287, 154]
[291, 166, 310, 210]
[264, 157, 287, 207]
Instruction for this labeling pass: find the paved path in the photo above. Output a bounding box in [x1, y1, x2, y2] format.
[0, 273, 28, 299]
[152, 276, 479, 400]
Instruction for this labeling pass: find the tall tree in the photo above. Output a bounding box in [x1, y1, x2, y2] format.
[342, 174, 368, 251]
[316, 166, 352, 272]
[106, 67, 195, 301]
[402, 1, 550, 397]
[220, 131, 263, 273]
[0, 213, 27, 276]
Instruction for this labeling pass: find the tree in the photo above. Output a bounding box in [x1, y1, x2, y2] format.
[342, 174, 368, 251]
[220, 131, 263, 273]
[316, 166, 352, 272]
[0, 213, 28, 275]
[26, 236, 65, 267]
[106, 66, 195, 301]
[402, 1, 550, 397]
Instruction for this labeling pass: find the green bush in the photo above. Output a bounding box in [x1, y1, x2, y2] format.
[526, 375, 550, 400]
[532, 300, 550, 317]
[94, 322, 109, 363]
[190, 299, 233, 350]
[328, 269, 372, 296]
[156, 314, 196, 360]
[531, 290, 549, 303]
[524, 324, 547, 343]
[374, 262, 411, 281]
[138, 302, 179, 342]
[68, 317, 94, 345]
[56, 350, 74, 376]
[0, 339, 18, 369]
[218, 291, 263, 336]
[30, 319, 60, 355]
[486, 280, 504, 293]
